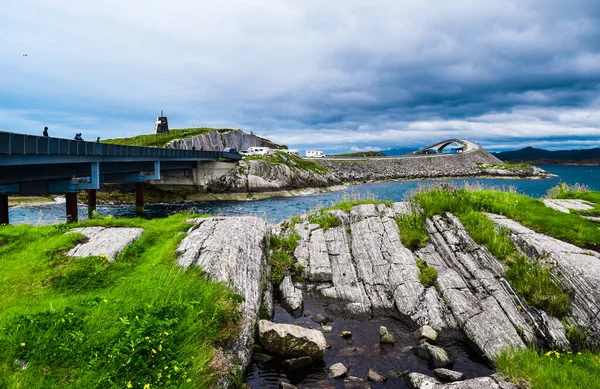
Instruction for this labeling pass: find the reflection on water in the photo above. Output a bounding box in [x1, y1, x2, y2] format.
[245, 296, 492, 388]
[8, 164, 600, 225]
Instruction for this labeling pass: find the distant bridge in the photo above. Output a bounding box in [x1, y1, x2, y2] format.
[0, 131, 242, 224]
[411, 139, 479, 155]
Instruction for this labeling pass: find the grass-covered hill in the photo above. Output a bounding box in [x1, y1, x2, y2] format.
[102, 128, 238, 147]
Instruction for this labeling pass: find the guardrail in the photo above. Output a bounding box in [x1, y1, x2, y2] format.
[0, 131, 241, 161]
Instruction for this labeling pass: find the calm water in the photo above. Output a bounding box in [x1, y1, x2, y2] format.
[9, 164, 600, 225]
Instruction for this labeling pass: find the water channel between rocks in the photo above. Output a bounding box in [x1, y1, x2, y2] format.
[245, 296, 492, 388]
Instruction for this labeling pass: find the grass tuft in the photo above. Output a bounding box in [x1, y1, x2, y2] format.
[308, 213, 341, 231]
[268, 233, 301, 284]
[416, 259, 438, 286]
[396, 212, 429, 250]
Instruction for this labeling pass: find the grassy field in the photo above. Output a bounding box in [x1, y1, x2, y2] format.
[547, 182, 600, 215]
[496, 348, 600, 389]
[102, 128, 239, 147]
[0, 215, 241, 388]
[245, 152, 329, 174]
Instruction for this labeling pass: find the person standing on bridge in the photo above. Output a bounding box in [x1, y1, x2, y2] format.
[42, 127, 48, 137]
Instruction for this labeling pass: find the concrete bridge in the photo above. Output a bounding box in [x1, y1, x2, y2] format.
[0, 131, 241, 224]
[411, 139, 479, 155]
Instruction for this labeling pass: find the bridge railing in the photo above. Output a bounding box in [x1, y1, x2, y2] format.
[0, 131, 241, 161]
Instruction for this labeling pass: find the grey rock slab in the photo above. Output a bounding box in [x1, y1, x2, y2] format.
[258, 320, 327, 359]
[279, 383, 298, 389]
[414, 343, 453, 368]
[329, 362, 348, 378]
[280, 275, 303, 315]
[486, 212, 600, 342]
[404, 372, 442, 389]
[306, 228, 333, 282]
[543, 199, 594, 213]
[68, 227, 144, 261]
[443, 377, 503, 389]
[434, 368, 465, 382]
[176, 216, 268, 369]
[417, 325, 439, 344]
[368, 368, 387, 382]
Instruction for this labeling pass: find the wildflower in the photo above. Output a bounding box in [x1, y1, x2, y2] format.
[152, 349, 157, 354]
[144, 384, 151, 389]
[20, 343, 26, 347]
[164, 366, 169, 370]
[158, 344, 162, 351]
[145, 336, 150, 340]
[127, 382, 133, 388]
[174, 366, 179, 372]
[164, 332, 169, 336]
[186, 379, 192, 383]
[103, 299, 108, 303]
[544, 351, 552, 357]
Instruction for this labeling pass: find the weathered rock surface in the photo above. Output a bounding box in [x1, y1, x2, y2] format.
[280, 275, 303, 316]
[68, 227, 144, 261]
[279, 383, 298, 389]
[367, 368, 387, 382]
[176, 216, 269, 372]
[292, 203, 454, 327]
[405, 372, 441, 389]
[329, 362, 348, 378]
[486, 212, 600, 345]
[434, 368, 465, 382]
[543, 199, 594, 214]
[379, 326, 397, 344]
[406, 373, 517, 389]
[165, 129, 278, 151]
[258, 320, 327, 359]
[281, 356, 313, 371]
[416, 212, 574, 359]
[417, 325, 439, 344]
[414, 343, 453, 368]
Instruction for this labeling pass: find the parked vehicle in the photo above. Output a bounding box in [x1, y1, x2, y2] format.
[223, 147, 237, 153]
[239, 150, 249, 156]
[305, 150, 326, 158]
[279, 149, 300, 156]
[247, 146, 271, 156]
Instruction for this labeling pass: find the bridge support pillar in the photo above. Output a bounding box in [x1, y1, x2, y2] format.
[135, 182, 144, 216]
[66, 192, 78, 223]
[0, 194, 8, 225]
[87, 189, 97, 218]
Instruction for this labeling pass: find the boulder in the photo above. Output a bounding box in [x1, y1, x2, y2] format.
[258, 320, 327, 359]
[280, 275, 303, 316]
[312, 313, 329, 324]
[417, 325, 439, 344]
[68, 227, 144, 261]
[281, 356, 313, 371]
[405, 372, 441, 389]
[443, 377, 504, 388]
[434, 368, 465, 382]
[379, 326, 396, 344]
[252, 353, 273, 363]
[342, 330, 352, 338]
[329, 362, 348, 378]
[367, 368, 387, 382]
[414, 343, 453, 368]
[321, 325, 333, 333]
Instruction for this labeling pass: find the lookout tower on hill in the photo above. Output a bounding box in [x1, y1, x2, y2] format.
[155, 110, 169, 134]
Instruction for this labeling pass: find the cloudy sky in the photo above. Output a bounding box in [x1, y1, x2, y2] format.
[2, 0, 600, 153]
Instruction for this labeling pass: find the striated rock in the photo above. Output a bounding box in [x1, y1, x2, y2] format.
[279, 383, 298, 389]
[281, 356, 313, 371]
[405, 372, 441, 389]
[379, 326, 396, 344]
[165, 129, 277, 151]
[486, 212, 600, 345]
[258, 320, 327, 359]
[329, 362, 348, 378]
[443, 377, 506, 389]
[68, 227, 144, 261]
[367, 368, 387, 382]
[434, 368, 465, 382]
[176, 216, 268, 373]
[543, 199, 594, 214]
[280, 275, 303, 316]
[414, 343, 453, 368]
[417, 325, 439, 344]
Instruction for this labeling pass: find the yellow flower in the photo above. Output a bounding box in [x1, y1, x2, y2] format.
[143, 384, 151, 389]
[151, 349, 157, 354]
[158, 344, 162, 351]
[186, 379, 192, 383]
[544, 351, 552, 357]
[20, 343, 26, 347]
[174, 366, 179, 372]
[164, 365, 169, 370]
[103, 299, 108, 303]
[127, 382, 132, 388]
[164, 332, 169, 336]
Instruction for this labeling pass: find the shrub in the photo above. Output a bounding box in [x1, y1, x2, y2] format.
[416, 259, 438, 286]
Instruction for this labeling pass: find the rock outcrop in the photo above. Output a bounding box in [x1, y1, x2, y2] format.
[68, 227, 144, 260]
[258, 320, 327, 359]
[405, 373, 517, 389]
[165, 130, 279, 151]
[176, 216, 269, 371]
[486, 212, 600, 345]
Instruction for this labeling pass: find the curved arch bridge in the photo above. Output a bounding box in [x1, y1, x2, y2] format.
[0, 131, 242, 224]
[411, 139, 479, 155]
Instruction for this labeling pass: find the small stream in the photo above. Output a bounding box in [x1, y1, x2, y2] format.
[245, 296, 492, 388]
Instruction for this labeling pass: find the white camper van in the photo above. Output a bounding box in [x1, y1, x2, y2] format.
[305, 150, 326, 158]
[279, 149, 300, 156]
[247, 146, 271, 156]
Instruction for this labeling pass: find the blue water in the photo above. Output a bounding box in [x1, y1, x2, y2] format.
[8, 164, 600, 225]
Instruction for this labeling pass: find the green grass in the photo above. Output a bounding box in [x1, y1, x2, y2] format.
[414, 185, 575, 317]
[416, 259, 438, 286]
[268, 232, 301, 284]
[477, 162, 533, 169]
[325, 199, 393, 213]
[308, 213, 341, 231]
[245, 152, 329, 174]
[495, 348, 600, 389]
[396, 212, 429, 250]
[102, 128, 240, 147]
[0, 215, 241, 388]
[547, 183, 600, 216]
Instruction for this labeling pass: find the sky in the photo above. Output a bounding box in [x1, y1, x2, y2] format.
[2, 0, 600, 153]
